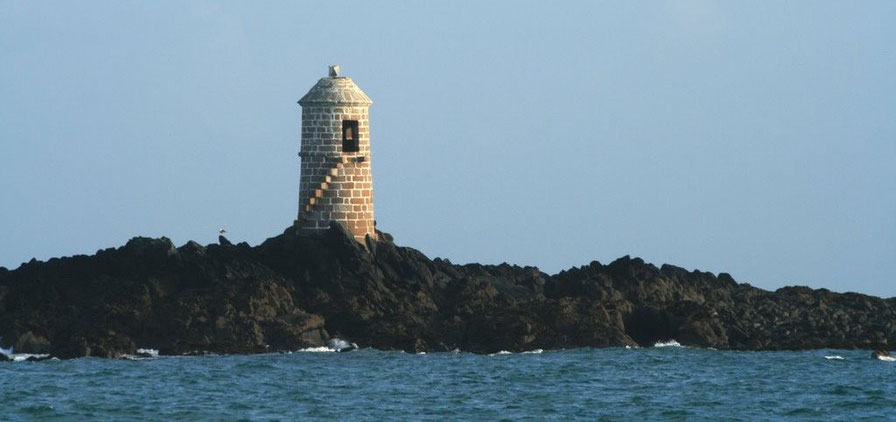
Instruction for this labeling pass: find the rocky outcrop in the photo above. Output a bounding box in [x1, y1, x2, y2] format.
[13, 331, 50, 354]
[0, 223, 892, 358]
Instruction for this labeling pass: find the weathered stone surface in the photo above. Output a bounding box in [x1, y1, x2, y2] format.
[298, 75, 372, 106]
[14, 331, 50, 354]
[0, 224, 893, 359]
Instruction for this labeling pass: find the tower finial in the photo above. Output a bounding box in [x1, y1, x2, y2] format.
[328, 64, 340, 77]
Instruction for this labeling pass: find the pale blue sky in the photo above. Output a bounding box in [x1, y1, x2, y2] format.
[1, 2, 894, 296]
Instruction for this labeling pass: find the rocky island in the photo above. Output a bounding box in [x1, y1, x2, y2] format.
[1, 222, 893, 359]
[2, 67, 893, 360]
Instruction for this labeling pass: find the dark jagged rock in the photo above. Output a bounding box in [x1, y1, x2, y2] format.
[0, 224, 893, 358]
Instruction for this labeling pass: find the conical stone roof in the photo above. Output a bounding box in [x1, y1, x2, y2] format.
[298, 70, 372, 107]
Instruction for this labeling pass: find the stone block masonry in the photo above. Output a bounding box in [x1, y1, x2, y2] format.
[295, 68, 376, 243]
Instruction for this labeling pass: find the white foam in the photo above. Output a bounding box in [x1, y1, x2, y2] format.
[489, 350, 513, 356]
[11, 353, 50, 362]
[1, 345, 52, 362]
[653, 340, 682, 348]
[294, 338, 359, 353]
[136, 348, 159, 357]
[296, 346, 336, 353]
[521, 349, 543, 354]
[416, 351, 426, 355]
[123, 348, 160, 360]
[877, 355, 896, 362]
[326, 338, 351, 350]
[824, 355, 844, 360]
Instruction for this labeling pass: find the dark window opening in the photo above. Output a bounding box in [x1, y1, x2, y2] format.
[342, 120, 359, 152]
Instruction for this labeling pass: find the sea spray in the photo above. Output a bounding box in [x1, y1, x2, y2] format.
[296, 346, 335, 353]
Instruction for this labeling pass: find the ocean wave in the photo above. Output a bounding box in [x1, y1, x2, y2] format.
[296, 346, 336, 353]
[877, 355, 896, 362]
[1, 345, 54, 362]
[653, 340, 682, 348]
[521, 349, 543, 354]
[489, 351, 513, 356]
[326, 338, 358, 352]
[122, 348, 160, 360]
[294, 337, 362, 353]
[327, 338, 351, 350]
[8, 353, 52, 362]
[824, 355, 845, 360]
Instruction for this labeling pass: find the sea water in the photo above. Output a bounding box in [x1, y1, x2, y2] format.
[1, 345, 894, 421]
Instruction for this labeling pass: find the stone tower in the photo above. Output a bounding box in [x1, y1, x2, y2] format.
[295, 65, 376, 243]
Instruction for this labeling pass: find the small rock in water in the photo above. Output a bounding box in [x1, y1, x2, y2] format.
[872, 350, 894, 361]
